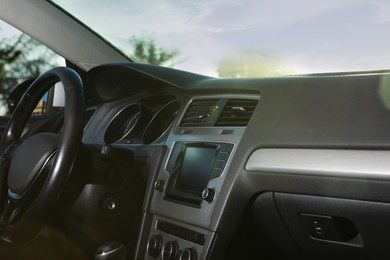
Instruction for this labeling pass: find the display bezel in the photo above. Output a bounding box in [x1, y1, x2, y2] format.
[165, 143, 220, 207]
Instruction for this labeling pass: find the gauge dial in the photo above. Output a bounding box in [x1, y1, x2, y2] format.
[142, 101, 180, 144]
[104, 104, 150, 144]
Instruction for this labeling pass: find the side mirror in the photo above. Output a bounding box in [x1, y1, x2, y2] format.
[7, 77, 65, 116]
[7, 77, 37, 115]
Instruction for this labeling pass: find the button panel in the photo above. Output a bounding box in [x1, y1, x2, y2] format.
[145, 217, 206, 260]
[157, 220, 206, 246]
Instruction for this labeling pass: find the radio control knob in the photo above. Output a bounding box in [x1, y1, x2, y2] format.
[202, 188, 215, 203]
[179, 247, 197, 260]
[162, 240, 179, 260]
[147, 235, 163, 258]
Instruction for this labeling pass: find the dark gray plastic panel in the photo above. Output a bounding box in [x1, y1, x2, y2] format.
[275, 193, 390, 260]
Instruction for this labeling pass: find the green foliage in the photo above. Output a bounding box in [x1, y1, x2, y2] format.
[130, 36, 179, 67]
[0, 33, 58, 109]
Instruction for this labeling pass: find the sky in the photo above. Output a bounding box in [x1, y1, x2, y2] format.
[5, 0, 390, 77]
[0, 19, 66, 65]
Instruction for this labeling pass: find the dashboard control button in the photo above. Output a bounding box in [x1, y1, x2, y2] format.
[147, 235, 163, 258]
[179, 247, 197, 260]
[210, 169, 222, 179]
[162, 240, 179, 260]
[202, 188, 215, 203]
[216, 151, 229, 161]
[214, 159, 226, 170]
[220, 143, 233, 153]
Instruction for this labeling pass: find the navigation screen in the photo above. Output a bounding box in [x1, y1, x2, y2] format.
[175, 145, 217, 195]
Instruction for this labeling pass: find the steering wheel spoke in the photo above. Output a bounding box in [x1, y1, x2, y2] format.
[0, 198, 20, 226]
[0, 148, 52, 227]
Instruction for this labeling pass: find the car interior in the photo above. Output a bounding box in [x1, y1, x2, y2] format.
[1, 1, 390, 260]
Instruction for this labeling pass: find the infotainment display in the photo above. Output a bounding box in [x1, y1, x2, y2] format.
[164, 142, 233, 207]
[165, 143, 222, 206]
[175, 145, 217, 195]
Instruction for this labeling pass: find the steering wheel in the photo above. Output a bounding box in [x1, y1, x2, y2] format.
[0, 67, 84, 242]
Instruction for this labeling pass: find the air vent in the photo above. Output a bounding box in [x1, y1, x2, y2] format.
[84, 108, 95, 128]
[180, 99, 219, 127]
[215, 99, 258, 126]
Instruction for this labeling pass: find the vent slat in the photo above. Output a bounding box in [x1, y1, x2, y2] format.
[215, 99, 258, 126]
[218, 111, 254, 116]
[180, 98, 258, 127]
[180, 99, 219, 127]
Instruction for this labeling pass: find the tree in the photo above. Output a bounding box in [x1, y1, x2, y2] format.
[0, 33, 59, 111]
[130, 36, 180, 67]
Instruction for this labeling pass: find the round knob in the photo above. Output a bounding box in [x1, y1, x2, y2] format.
[179, 247, 197, 260]
[147, 235, 163, 258]
[202, 188, 215, 203]
[162, 240, 179, 260]
[154, 179, 165, 192]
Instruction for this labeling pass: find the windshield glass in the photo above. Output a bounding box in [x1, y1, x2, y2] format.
[52, 0, 390, 78]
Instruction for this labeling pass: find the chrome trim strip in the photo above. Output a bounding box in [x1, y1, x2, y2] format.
[246, 149, 390, 179]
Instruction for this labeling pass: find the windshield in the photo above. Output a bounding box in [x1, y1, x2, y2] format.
[52, 0, 390, 78]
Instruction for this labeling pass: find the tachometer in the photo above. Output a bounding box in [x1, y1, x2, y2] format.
[142, 100, 180, 144]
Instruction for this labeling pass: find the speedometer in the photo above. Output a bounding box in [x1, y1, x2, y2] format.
[104, 104, 150, 144]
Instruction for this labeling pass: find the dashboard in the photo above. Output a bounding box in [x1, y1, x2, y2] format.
[80, 63, 390, 260]
[3, 1, 390, 259]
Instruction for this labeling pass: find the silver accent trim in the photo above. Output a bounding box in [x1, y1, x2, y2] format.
[150, 94, 259, 229]
[246, 149, 390, 179]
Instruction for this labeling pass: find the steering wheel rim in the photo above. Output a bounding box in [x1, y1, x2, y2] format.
[0, 67, 84, 242]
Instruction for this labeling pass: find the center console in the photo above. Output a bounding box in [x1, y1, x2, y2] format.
[145, 140, 234, 260]
[138, 96, 259, 260]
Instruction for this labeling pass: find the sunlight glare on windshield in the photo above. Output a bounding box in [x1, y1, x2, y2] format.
[52, 0, 390, 77]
